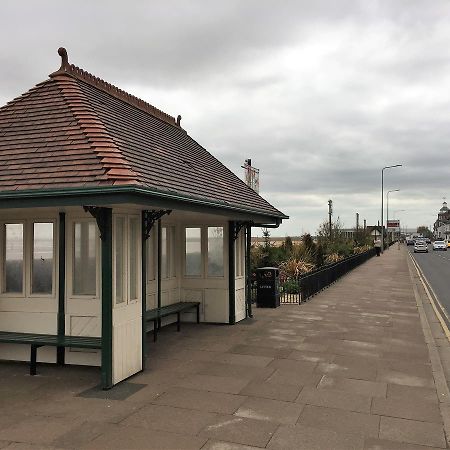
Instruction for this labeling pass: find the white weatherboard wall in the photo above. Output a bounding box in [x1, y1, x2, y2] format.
[0, 208, 59, 363]
[145, 213, 239, 325]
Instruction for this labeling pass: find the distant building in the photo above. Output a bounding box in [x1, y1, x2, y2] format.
[434, 201, 450, 239]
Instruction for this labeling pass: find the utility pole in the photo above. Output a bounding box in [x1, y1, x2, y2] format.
[356, 213, 359, 231]
[328, 199, 333, 240]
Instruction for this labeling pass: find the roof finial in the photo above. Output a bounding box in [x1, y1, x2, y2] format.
[58, 47, 69, 71]
[176, 115, 182, 126]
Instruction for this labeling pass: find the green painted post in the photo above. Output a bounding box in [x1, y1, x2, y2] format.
[57, 212, 66, 365]
[141, 211, 147, 370]
[157, 220, 162, 311]
[101, 208, 113, 389]
[228, 221, 236, 324]
[245, 223, 253, 318]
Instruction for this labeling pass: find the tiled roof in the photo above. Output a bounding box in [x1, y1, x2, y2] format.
[0, 48, 286, 219]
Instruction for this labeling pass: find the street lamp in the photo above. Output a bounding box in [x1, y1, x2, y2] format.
[381, 165, 402, 252]
[386, 189, 400, 247]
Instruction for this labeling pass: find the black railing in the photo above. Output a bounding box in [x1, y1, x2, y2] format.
[251, 248, 376, 305]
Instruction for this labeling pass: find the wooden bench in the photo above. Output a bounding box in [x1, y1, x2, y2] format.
[0, 331, 101, 375]
[145, 301, 200, 341]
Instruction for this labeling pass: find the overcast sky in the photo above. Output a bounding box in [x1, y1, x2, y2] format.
[2, 1, 450, 236]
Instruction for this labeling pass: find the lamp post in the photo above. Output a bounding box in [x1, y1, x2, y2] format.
[386, 189, 400, 247]
[381, 165, 402, 252]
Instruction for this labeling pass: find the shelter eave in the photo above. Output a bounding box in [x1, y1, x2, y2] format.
[0, 185, 288, 225]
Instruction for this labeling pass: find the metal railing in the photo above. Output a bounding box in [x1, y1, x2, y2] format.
[251, 248, 376, 305]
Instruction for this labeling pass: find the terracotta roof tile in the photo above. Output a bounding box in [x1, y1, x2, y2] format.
[0, 48, 286, 219]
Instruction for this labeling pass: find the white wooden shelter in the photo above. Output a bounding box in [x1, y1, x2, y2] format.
[0, 48, 287, 388]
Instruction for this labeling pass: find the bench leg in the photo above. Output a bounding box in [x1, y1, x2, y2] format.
[153, 319, 158, 342]
[56, 346, 65, 366]
[30, 345, 40, 376]
[196, 305, 200, 324]
[177, 312, 181, 332]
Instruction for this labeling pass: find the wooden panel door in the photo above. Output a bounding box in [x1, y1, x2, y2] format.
[112, 215, 142, 384]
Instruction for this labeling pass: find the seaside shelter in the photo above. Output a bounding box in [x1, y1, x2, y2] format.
[0, 48, 287, 388]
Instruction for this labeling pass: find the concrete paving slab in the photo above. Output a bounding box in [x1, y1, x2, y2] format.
[298, 405, 380, 438]
[266, 368, 322, 387]
[318, 375, 387, 398]
[83, 424, 207, 449]
[121, 404, 218, 435]
[379, 416, 446, 448]
[198, 415, 278, 448]
[267, 423, 364, 450]
[153, 386, 247, 414]
[174, 373, 250, 394]
[238, 379, 302, 402]
[364, 437, 443, 450]
[386, 384, 438, 403]
[372, 395, 442, 423]
[201, 441, 262, 450]
[234, 396, 304, 424]
[0, 416, 84, 446]
[212, 352, 273, 368]
[297, 386, 372, 413]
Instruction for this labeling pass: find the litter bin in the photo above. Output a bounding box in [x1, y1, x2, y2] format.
[256, 267, 280, 308]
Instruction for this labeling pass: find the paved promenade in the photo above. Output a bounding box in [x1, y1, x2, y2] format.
[0, 247, 449, 449]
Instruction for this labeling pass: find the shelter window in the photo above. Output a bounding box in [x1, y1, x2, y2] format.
[185, 227, 202, 276]
[162, 226, 176, 279]
[129, 217, 139, 301]
[73, 221, 97, 296]
[3, 223, 24, 294]
[208, 226, 224, 277]
[32, 222, 54, 294]
[235, 231, 244, 277]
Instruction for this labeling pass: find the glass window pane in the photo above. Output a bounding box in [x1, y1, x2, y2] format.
[32, 223, 53, 294]
[208, 227, 224, 277]
[73, 222, 97, 295]
[129, 218, 139, 300]
[185, 227, 201, 276]
[170, 227, 176, 277]
[4, 223, 23, 293]
[161, 227, 167, 279]
[115, 217, 125, 304]
[147, 229, 156, 281]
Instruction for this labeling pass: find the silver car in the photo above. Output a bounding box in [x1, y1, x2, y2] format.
[433, 240, 447, 251]
[414, 241, 428, 253]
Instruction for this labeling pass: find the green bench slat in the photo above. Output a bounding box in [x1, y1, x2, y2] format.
[0, 332, 101, 348]
[145, 302, 200, 321]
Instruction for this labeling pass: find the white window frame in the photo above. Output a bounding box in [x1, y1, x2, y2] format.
[30, 220, 57, 298]
[113, 214, 141, 307]
[128, 216, 141, 302]
[183, 225, 226, 279]
[0, 219, 57, 299]
[68, 218, 100, 300]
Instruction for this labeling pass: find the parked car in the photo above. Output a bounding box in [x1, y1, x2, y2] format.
[406, 238, 415, 246]
[414, 241, 429, 253]
[433, 240, 447, 251]
[426, 238, 431, 244]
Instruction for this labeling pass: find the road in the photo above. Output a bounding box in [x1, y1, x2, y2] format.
[407, 244, 450, 316]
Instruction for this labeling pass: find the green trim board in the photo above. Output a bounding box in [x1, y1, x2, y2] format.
[57, 212, 66, 365]
[99, 208, 113, 390]
[0, 185, 287, 224]
[228, 221, 236, 325]
[245, 223, 253, 318]
[141, 211, 147, 371]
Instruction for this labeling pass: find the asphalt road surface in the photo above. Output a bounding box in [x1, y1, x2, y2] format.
[408, 244, 450, 316]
